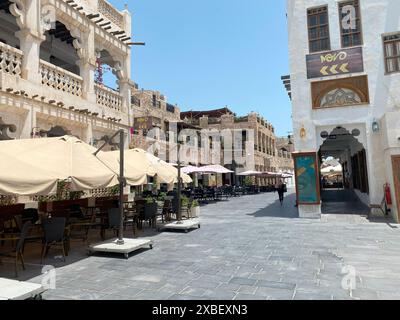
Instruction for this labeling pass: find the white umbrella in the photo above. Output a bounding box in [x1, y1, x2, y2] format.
[97, 148, 157, 186]
[0, 136, 119, 196]
[133, 149, 192, 184]
[236, 170, 263, 176]
[197, 165, 234, 174]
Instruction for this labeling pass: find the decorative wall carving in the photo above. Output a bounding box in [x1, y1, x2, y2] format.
[9, 0, 26, 29]
[0, 42, 22, 76]
[321, 88, 362, 108]
[0, 117, 17, 140]
[95, 84, 123, 111]
[40, 59, 83, 96]
[312, 75, 370, 109]
[98, 0, 124, 29]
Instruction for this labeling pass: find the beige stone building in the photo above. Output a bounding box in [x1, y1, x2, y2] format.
[0, 0, 134, 150]
[180, 107, 294, 186]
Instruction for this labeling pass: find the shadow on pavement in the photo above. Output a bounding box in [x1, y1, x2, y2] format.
[248, 193, 299, 219]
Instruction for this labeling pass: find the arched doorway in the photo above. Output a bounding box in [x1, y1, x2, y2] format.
[95, 49, 122, 91]
[0, 0, 20, 49]
[318, 126, 370, 215]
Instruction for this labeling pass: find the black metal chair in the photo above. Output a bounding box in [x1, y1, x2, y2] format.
[105, 208, 121, 238]
[143, 202, 158, 228]
[41, 217, 67, 264]
[0, 221, 31, 277]
[22, 209, 39, 224]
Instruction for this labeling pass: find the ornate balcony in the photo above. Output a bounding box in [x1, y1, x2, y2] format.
[98, 0, 124, 29]
[95, 84, 123, 111]
[0, 42, 22, 77]
[40, 60, 83, 97]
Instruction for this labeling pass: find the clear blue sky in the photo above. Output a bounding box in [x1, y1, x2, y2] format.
[108, 0, 292, 137]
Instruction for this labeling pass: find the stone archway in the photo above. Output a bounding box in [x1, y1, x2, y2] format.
[40, 19, 83, 75]
[318, 126, 370, 215]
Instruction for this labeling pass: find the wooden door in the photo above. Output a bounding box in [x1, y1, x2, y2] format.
[392, 156, 400, 221]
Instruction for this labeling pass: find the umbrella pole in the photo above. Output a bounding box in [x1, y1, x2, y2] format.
[117, 130, 125, 245]
[177, 142, 182, 223]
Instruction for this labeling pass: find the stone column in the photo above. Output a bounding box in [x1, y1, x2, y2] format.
[20, 105, 36, 139]
[14, 0, 45, 83]
[78, 59, 97, 103]
[16, 30, 45, 84]
[76, 24, 96, 103]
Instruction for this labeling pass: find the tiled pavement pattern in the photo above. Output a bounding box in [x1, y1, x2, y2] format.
[23, 191, 400, 300]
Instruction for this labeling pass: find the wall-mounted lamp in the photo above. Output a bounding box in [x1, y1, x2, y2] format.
[300, 126, 306, 139]
[372, 118, 380, 133]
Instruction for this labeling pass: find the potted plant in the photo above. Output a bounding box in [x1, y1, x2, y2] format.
[190, 200, 200, 218]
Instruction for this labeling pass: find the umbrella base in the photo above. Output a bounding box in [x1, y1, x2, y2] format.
[88, 238, 153, 259]
[161, 219, 201, 233]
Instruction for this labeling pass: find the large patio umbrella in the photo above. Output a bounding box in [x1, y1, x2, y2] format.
[96, 148, 157, 186]
[0, 136, 119, 196]
[133, 149, 192, 184]
[236, 170, 263, 176]
[197, 165, 234, 174]
[181, 165, 203, 174]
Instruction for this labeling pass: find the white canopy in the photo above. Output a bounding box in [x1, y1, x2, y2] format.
[181, 165, 203, 174]
[321, 164, 343, 175]
[197, 165, 234, 174]
[98, 148, 192, 185]
[237, 170, 263, 176]
[0, 136, 119, 196]
[96, 148, 157, 186]
[133, 149, 192, 184]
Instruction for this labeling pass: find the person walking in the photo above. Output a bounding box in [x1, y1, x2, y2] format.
[276, 179, 285, 206]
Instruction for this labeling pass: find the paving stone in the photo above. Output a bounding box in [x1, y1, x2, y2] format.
[11, 191, 400, 300]
[234, 293, 267, 300]
[229, 277, 257, 286]
[255, 287, 295, 300]
[256, 280, 296, 290]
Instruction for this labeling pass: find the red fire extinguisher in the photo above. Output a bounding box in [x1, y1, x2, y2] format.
[384, 183, 392, 206]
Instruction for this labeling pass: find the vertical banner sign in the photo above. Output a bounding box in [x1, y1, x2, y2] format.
[306, 47, 364, 79]
[293, 152, 321, 205]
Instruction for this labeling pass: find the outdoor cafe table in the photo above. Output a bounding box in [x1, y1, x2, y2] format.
[0, 278, 46, 300]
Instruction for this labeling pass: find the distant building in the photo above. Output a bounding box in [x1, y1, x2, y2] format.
[181, 107, 295, 186]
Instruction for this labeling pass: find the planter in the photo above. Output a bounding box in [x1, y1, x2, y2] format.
[190, 206, 200, 218]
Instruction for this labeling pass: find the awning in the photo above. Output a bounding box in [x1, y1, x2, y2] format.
[0, 136, 118, 196]
[97, 148, 156, 186]
[197, 165, 234, 174]
[236, 170, 263, 176]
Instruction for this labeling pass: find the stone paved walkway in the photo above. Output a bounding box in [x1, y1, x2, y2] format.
[27, 191, 400, 300]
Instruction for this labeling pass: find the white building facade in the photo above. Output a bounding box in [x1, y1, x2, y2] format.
[287, 0, 400, 220]
[0, 0, 135, 149]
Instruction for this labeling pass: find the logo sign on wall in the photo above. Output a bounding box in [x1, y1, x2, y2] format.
[306, 47, 364, 79]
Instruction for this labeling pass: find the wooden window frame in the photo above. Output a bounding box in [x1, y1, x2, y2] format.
[307, 5, 331, 54]
[383, 32, 400, 75]
[338, 0, 363, 48]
